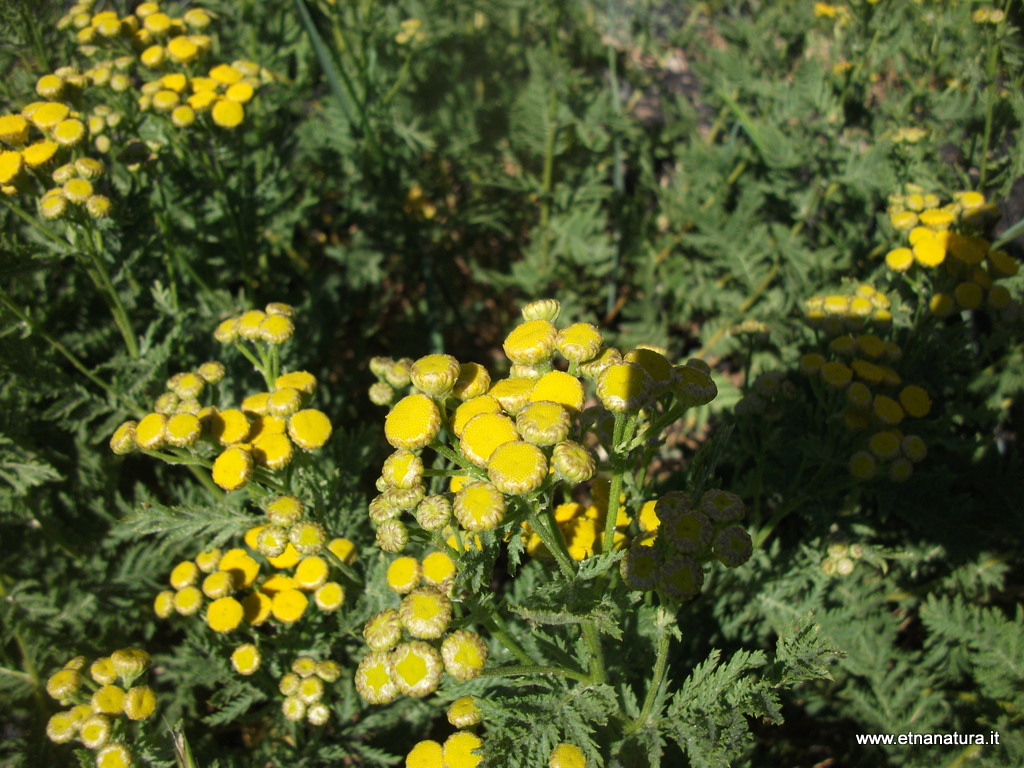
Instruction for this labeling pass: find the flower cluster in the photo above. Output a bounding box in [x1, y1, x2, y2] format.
[44, 648, 155, 768]
[153, 519, 353, 632]
[883, 188, 1019, 320]
[798, 303, 933, 482]
[355, 580, 489, 703]
[278, 655, 342, 726]
[620, 489, 753, 601]
[802, 283, 893, 336]
[0, 97, 110, 217]
[367, 299, 717, 555]
[405, 696, 485, 768]
[820, 541, 867, 577]
[110, 303, 332, 491]
[56, 0, 269, 131]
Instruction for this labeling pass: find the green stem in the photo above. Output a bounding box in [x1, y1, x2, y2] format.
[478, 664, 592, 684]
[602, 413, 629, 555]
[978, 27, 1001, 190]
[477, 604, 536, 667]
[82, 221, 139, 357]
[623, 612, 672, 736]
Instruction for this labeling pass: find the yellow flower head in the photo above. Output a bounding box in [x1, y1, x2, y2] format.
[453, 481, 505, 531]
[503, 319, 557, 365]
[45, 668, 83, 700]
[521, 298, 561, 322]
[411, 353, 461, 396]
[451, 395, 502, 438]
[597, 362, 650, 412]
[390, 641, 443, 697]
[848, 450, 876, 481]
[123, 685, 156, 721]
[314, 581, 344, 610]
[443, 730, 483, 768]
[899, 385, 931, 418]
[452, 362, 491, 400]
[259, 313, 294, 344]
[487, 376, 536, 415]
[0, 114, 30, 145]
[63, 177, 93, 204]
[288, 409, 332, 450]
[242, 591, 272, 625]
[556, 322, 603, 363]
[134, 412, 167, 450]
[212, 446, 253, 490]
[271, 588, 308, 624]
[231, 644, 261, 675]
[92, 684, 126, 715]
[0, 151, 22, 184]
[166, 35, 199, 63]
[529, 370, 585, 414]
[447, 696, 482, 728]
[95, 743, 133, 768]
[551, 440, 595, 483]
[441, 629, 488, 680]
[516, 401, 570, 446]
[355, 651, 397, 704]
[153, 590, 174, 618]
[211, 98, 244, 128]
[549, 743, 588, 768]
[164, 413, 201, 447]
[363, 608, 402, 651]
[219, 548, 261, 589]
[386, 555, 422, 594]
[210, 63, 244, 85]
[460, 412, 518, 466]
[276, 370, 317, 395]
[872, 395, 904, 426]
[487, 440, 547, 495]
[421, 550, 455, 586]
[294, 556, 329, 591]
[399, 586, 453, 639]
[407, 741, 445, 768]
[22, 140, 57, 167]
[385, 393, 441, 449]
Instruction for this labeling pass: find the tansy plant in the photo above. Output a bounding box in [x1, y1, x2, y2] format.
[363, 298, 839, 766]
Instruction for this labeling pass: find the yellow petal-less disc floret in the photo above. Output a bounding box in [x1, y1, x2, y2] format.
[242, 592, 272, 625]
[211, 98, 244, 128]
[272, 589, 308, 623]
[385, 393, 441, 449]
[276, 370, 317, 395]
[294, 556, 329, 591]
[451, 395, 502, 438]
[288, 409, 332, 450]
[390, 641, 443, 697]
[95, 743, 133, 768]
[207, 597, 244, 633]
[208, 408, 250, 445]
[91, 684, 126, 715]
[0, 151, 22, 184]
[382, 449, 424, 489]
[407, 740, 445, 768]
[411, 353, 461, 396]
[219, 548, 261, 589]
[314, 581, 344, 610]
[134, 413, 168, 450]
[231, 644, 261, 675]
[22, 139, 58, 167]
[460, 412, 518, 466]
[549, 743, 588, 768]
[447, 696, 483, 728]
[212, 446, 253, 490]
[443, 731, 483, 768]
[597, 362, 650, 412]
[556, 322, 603, 363]
[399, 586, 452, 639]
[441, 629, 488, 680]
[517, 401, 570, 445]
[354, 651, 397, 704]
[164, 413, 201, 447]
[123, 686, 156, 721]
[421, 550, 456, 586]
[487, 441, 547, 495]
[487, 376, 535, 414]
[528, 370, 585, 413]
[0, 114, 29, 145]
[453, 481, 506, 531]
[504, 319, 557, 365]
[899, 385, 932, 418]
[386, 556, 421, 594]
[452, 362, 491, 400]
[259, 313, 294, 344]
[252, 432, 293, 469]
